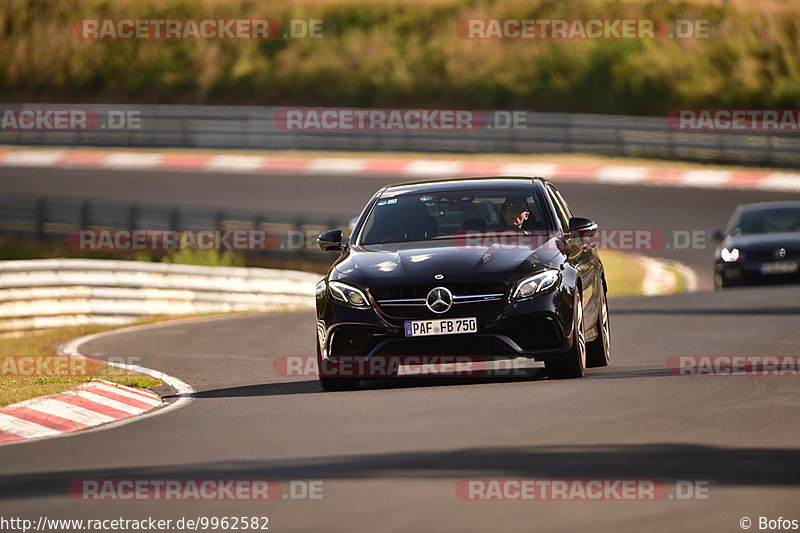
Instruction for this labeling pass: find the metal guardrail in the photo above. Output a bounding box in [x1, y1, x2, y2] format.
[1, 104, 799, 168]
[0, 191, 351, 260]
[0, 259, 320, 331]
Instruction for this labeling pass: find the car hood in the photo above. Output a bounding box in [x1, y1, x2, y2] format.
[332, 238, 562, 286]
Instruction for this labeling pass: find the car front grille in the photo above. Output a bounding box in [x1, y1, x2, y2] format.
[748, 247, 800, 262]
[372, 282, 507, 319]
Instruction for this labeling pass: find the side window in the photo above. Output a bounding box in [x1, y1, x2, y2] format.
[552, 187, 574, 219]
[546, 185, 570, 231]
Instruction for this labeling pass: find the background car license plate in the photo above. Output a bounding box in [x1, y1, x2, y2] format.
[760, 261, 800, 275]
[404, 317, 477, 337]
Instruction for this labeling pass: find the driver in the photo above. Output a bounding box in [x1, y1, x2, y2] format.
[500, 197, 530, 229]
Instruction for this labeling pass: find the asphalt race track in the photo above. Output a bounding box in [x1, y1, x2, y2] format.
[1, 166, 799, 532]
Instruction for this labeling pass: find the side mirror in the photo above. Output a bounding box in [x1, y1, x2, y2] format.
[711, 229, 724, 242]
[317, 229, 343, 251]
[568, 217, 598, 237]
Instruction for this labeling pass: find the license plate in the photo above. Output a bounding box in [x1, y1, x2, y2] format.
[760, 261, 799, 275]
[404, 317, 477, 337]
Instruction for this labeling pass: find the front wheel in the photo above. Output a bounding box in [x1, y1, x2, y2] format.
[545, 290, 586, 379]
[586, 284, 610, 368]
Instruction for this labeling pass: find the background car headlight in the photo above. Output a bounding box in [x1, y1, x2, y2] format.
[328, 280, 371, 308]
[512, 270, 561, 300]
[720, 248, 742, 262]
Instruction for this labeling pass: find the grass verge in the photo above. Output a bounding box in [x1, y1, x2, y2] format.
[0, 322, 166, 407]
[601, 250, 650, 297]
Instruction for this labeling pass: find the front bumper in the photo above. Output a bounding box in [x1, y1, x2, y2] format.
[716, 261, 800, 286]
[316, 282, 576, 365]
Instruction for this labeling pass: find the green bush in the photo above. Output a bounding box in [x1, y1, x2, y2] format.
[2, 0, 798, 114]
[160, 248, 244, 267]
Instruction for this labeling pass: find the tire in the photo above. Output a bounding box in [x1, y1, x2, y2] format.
[317, 342, 360, 391]
[586, 284, 610, 368]
[545, 290, 586, 379]
[714, 271, 728, 290]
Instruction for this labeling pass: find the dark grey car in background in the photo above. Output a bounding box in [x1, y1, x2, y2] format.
[713, 201, 800, 289]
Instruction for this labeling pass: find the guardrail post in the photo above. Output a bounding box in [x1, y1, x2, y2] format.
[295, 216, 306, 253]
[35, 197, 47, 239]
[253, 214, 264, 255]
[79, 200, 91, 229]
[182, 115, 190, 148]
[128, 204, 139, 231]
[566, 120, 574, 153]
[668, 129, 676, 159]
[169, 208, 180, 231]
[768, 134, 776, 166]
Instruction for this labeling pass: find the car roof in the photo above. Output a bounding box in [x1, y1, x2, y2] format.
[736, 201, 800, 212]
[380, 176, 549, 196]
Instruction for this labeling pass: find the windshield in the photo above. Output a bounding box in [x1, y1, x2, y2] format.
[359, 190, 551, 245]
[731, 207, 800, 236]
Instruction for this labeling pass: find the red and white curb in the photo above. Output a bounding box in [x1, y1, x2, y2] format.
[0, 319, 198, 446]
[641, 256, 699, 296]
[2, 148, 800, 192]
[0, 380, 161, 444]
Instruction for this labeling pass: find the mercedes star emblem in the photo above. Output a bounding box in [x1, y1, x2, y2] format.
[425, 287, 453, 314]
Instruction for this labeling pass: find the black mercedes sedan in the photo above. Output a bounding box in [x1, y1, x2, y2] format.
[713, 201, 800, 289]
[314, 176, 610, 390]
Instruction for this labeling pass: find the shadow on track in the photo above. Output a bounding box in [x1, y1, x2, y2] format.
[165, 369, 555, 399]
[612, 307, 800, 316]
[167, 365, 677, 400]
[2, 443, 799, 500]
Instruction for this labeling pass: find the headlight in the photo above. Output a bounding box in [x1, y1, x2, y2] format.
[720, 248, 741, 262]
[512, 270, 561, 300]
[328, 280, 371, 308]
